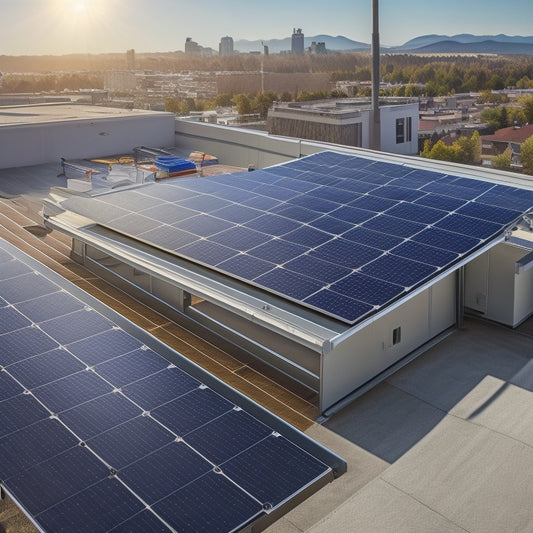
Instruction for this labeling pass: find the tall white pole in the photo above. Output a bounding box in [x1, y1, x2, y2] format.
[371, 0, 381, 151]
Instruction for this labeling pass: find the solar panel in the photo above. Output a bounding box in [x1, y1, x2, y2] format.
[59, 150, 533, 325]
[0, 239, 335, 532]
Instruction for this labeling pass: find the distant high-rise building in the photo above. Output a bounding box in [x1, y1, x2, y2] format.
[291, 28, 304, 55]
[185, 37, 202, 55]
[126, 49, 135, 71]
[309, 42, 326, 54]
[219, 36, 234, 57]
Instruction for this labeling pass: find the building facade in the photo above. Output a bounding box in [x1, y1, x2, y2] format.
[291, 28, 305, 55]
[219, 36, 234, 56]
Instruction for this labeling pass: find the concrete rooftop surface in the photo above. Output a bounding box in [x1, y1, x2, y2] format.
[1, 162, 533, 533]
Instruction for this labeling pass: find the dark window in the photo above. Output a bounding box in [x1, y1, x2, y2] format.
[396, 117, 412, 144]
[392, 326, 402, 345]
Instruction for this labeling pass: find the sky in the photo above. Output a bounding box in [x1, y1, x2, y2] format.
[1, 0, 533, 56]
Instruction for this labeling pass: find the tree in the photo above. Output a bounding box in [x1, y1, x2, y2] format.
[253, 91, 278, 119]
[518, 95, 533, 124]
[520, 135, 533, 175]
[492, 147, 512, 170]
[232, 94, 252, 116]
[214, 93, 233, 107]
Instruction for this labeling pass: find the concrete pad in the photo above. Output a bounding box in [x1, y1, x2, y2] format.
[323, 382, 445, 463]
[382, 416, 533, 533]
[450, 375, 533, 447]
[388, 320, 532, 412]
[307, 478, 467, 533]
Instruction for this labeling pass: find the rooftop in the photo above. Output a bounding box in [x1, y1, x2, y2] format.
[1, 111, 533, 532]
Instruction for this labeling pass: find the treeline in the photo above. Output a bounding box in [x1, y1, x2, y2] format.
[3, 53, 533, 97]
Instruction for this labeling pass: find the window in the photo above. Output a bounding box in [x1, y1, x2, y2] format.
[396, 117, 412, 144]
[392, 326, 402, 345]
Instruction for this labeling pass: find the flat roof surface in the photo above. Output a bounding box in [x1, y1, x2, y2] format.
[0, 104, 171, 127]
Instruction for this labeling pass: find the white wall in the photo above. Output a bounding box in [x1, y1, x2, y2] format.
[321, 274, 456, 411]
[0, 113, 175, 170]
[380, 103, 419, 156]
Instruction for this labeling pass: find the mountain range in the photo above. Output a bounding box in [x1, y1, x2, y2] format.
[234, 34, 533, 55]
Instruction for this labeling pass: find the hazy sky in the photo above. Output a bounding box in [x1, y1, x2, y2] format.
[1, 0, 533, 55]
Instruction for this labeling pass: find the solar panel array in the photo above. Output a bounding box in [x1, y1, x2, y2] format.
[61, 151, 533, 325]
[0, 240, 332, 533]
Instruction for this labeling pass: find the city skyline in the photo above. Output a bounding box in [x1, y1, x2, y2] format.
[1, 0, 533, 56]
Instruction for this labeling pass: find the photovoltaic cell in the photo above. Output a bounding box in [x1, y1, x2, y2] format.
[361, 254, 437, 288]
[119, 441, 213, 505]
[329, 273, 405, 307]
[0, 371, 24, 401]
[0, 326, 59, 366]
[153, 471, 263, 533]
[15, 291, 85, 323]
[4, 446, 110, 515]
[0, 259, 32, 280]
[87, 415, 175, 470]
[253, 268, 324, 300]
[221, 434, 330, 507]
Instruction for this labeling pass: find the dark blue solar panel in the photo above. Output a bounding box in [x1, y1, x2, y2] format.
[0, 394, 50, 439]
[333, 178, 376, 194]
[435, 213, 503, 239]
[304, 290, 374, 323]
[412, 227, 481, 254]
[59, 392, 142, 440]
[7, 348, 86, 389]
[308, 186, 356, 204]
[349, 195, 397, 212]
[385, 202, 448, 224]
[109, 213, 163, 234]
[309, 214, 353, 235]
[414, 192, 466, 212]
[119, 441, 212, 505]
[329, 205, 376, 225]
[370, 184, 426, 202]
[241, 194, 281, 210]
[476, 186, 533, 212]
[94, 348, 170, 388]
[109, 510, 172, 533]
[251, 183, 300, 201]
[341, 226, 404, 251]
[186, 409, 273, 465]
[121, 367, 200, 411]
[32, 370, 113, 413]
[456, 201, 521, 224]
[151, 387, 234, 437]
[15, 291, 85, 323]
[217, 253, 275, 280]
[139, 203, 197, 224]
[0, 272, 58, 304]
[0, 259, 32, 280]
[177, 239, 238, 266]
[87, 415, 175, 470]
[361, 255, 437, 288]
[138, 224, 198, 250]
[0, 306, 31, 334]
[0, 326, 59, 366]
[362, 214, 427, 239]
[153, 471, 263, 533]
[175, 214, 233, 237]
[177, 194, 232, 213]
[244, 213, 301, 236]
[39, 308, 113, 345]
[269, 203, 322, 223]
[36, 478, 145, 533]
[66, 328, 143, 366]
[0, 418, 79, 481]
[4, 445, 110, 516]
[253, 268, 323, 300]
[286, 194, 340, 213]
[247, 239, 308, 265]
[310, 239, 382, 269]
[421, 181, 482, 200]
[391, 241, 459, 268]
[0, 371, 24, 401]
[100, 189, 163, 211]
[284, 254, 351, 284]
[222, 434, 329, 507]
[208, 225, 271, 250]
[211, 203, 263, 223]
[273, 176, 319, 193]
[329, 273, 405, 307]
